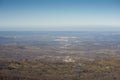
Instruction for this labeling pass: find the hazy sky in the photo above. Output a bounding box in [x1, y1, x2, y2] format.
[0, 0, 120, 30]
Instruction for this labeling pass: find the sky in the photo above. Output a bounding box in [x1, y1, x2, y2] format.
[0, 0, 120, 31]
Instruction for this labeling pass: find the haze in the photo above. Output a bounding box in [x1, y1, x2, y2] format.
[0, 0, 120, 31]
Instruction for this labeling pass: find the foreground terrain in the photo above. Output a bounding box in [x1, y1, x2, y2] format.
[0, 56, 120, 80]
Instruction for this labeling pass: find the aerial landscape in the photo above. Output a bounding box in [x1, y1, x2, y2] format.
[0, 0, 120, 80]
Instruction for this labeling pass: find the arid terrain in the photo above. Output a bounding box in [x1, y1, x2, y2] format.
[0, 31, 120, 80]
